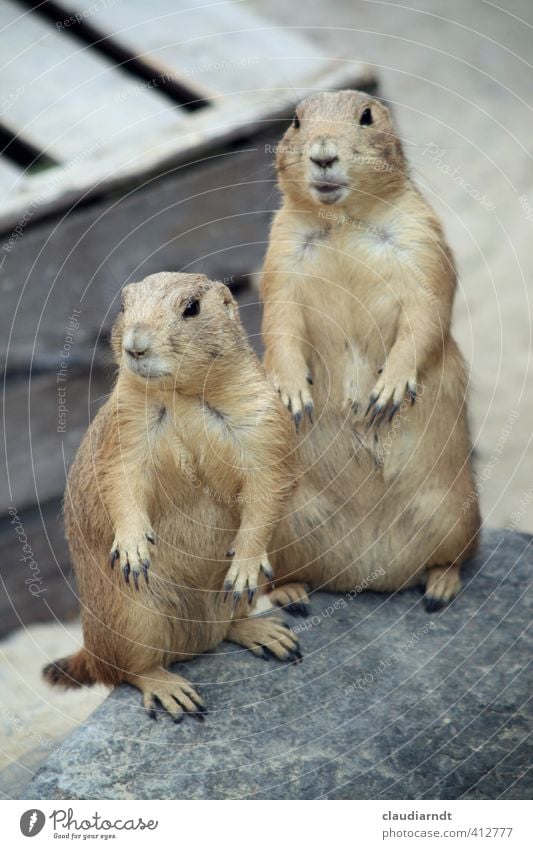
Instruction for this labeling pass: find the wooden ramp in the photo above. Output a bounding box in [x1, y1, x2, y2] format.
[0, 0, 375, 228]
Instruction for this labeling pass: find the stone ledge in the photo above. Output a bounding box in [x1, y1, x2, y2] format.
[27, 529, 532, 800]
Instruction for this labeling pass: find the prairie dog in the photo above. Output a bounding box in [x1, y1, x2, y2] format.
[44, 272, 299, 720]
[261, 91, 480, 610]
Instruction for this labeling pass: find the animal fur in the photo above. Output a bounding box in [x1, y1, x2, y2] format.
[261, 91, 481, 609]
[44, 272, 300, 718]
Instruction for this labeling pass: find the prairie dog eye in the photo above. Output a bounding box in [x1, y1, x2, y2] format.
[360, 107, 373, 126]
[182, 298, 200, 318]
[292, 114, 300, 129]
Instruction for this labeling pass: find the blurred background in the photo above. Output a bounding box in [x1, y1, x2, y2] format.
[0, 0, 531, 795]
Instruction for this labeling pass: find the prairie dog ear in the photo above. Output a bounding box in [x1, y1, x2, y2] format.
[218, 282, 239, 321]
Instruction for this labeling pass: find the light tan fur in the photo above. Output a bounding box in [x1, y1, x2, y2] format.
[261, 91, 480, 610]
[43, 272, 300, 718]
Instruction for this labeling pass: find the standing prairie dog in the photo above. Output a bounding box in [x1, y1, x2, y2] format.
[44, 272, 300, 720]
[262, 90, 480, 610]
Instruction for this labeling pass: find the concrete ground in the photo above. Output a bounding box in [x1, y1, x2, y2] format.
[2, 0, 531, 797]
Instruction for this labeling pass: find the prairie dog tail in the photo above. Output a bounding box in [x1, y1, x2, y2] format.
[43, 649, 95, 689]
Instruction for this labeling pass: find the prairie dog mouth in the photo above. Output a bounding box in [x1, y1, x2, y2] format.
[124, 354, 169, 380]
[310, 180, 348, 205]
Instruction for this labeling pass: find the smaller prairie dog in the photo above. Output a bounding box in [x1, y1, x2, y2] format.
[44, 273, 299, 720]
[262, 90, 480, 610]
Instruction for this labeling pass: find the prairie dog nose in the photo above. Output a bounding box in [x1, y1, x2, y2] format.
[309, 139, 339, 169]
[123, 323, 152, 358]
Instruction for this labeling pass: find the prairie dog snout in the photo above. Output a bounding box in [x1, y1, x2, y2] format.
[277, 90, 405, 207]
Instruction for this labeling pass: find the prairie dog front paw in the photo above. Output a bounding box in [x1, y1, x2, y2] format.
[223, 551, 273, 607]
[271, 370, 314, 430]
[109, 528, 155, 588]
[366, 363, 418, 426]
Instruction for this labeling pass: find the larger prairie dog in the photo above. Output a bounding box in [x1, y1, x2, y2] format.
[44, 272, 300, 720]
[262, 91, 480, 610]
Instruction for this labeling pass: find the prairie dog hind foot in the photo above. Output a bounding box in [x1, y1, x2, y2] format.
[267, 582, 311, 618]
[424, 563, 461, 612]
[228, 616, 302, 663]
[126, 667, 207, 723]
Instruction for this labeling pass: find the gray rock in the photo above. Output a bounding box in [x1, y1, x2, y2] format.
[27, 529, 532, 800]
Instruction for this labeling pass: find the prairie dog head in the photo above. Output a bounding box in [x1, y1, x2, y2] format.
[111, 272, 242, 389]
[276, 90, 406, 209]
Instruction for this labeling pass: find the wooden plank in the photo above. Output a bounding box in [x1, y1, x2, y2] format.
[0, 0, 376, 230]
[0, 499, 78, 639]
[0, 0, 184, 164]
[55, 0, 327, 97]
[0, 62, 375, 232]
[0, 132, 284, 374]
[1, 370, 111, 515]
[0, 156, 24, 199]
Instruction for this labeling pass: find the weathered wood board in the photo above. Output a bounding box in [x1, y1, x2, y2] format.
[0, 498, 77, 638]
[0, 0, 184, 163]
[1, 370, 111, 516]
[54, 0, 326, 97]
[1, 133, 282, 375]
[0, 0, 375, 229]
[0, 155, 23, 199]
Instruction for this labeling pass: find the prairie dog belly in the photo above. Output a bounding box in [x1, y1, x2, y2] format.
[294, 238, 403, 413]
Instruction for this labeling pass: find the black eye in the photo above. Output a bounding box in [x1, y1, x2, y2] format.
[182, 298, 200, 318]
[292, 114, 300, 129]
[360, 107, 373, 126]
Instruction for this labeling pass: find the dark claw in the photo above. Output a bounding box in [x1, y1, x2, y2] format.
[109, 549, 119, 569]
[123, 562, 131, 584]
[172, 713, 184, 724]
[284, 601, 310, 618]
[388, 402, 400, 422]
[232, 591, 242, 608]
[290, 649, 303, 664]
[262, 645, 280, 661]
[304, 401, 314, 423]
[260, 562, 274, 581]
[146, 532, 156, 545]
[293, 410, 302, 432]
[365, 392, 380, 417]
[196, 703, 208, 714]
[261, 647, 271, 661]
[148, 708, 157, 720]
[226, 549, 235, 558]
[369, 404, 384, 427]
[377, 408, 391, 429]
[247, 587, 256, 605]
[152, 695, 165, 715]
[142, 559, 150, 583]
[408, 385, 417, 405]
[223, 580, 233, 601]
[306, 372, 314, 385]
[377, 366, 384, 375]
[190, 710, 205, 723]
[424, 595, 445, 613]
[133, 569, 140, 590]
